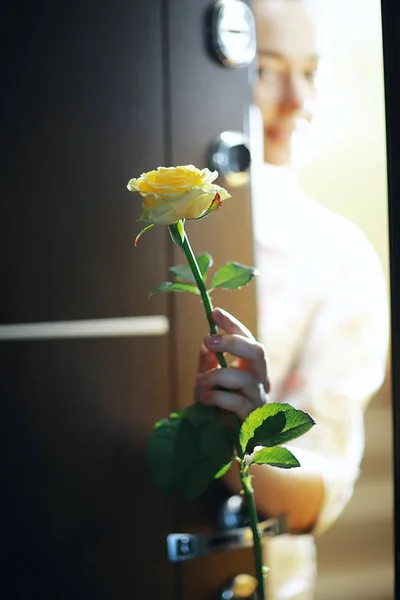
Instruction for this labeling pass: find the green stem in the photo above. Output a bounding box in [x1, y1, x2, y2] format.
[241, 463, 266, 600]
[178, 222, 264, 598]
[180, 225, 227, 369]
[179, 223, 243, 450]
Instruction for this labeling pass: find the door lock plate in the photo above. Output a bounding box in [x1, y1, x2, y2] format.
[167, 515, 287, 562]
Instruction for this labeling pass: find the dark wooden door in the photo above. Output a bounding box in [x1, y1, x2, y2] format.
[0, 1, 257, 598]
[0, 2, 175, 599]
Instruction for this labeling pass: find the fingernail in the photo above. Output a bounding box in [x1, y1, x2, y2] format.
[205, 334, 221, 347]
[213, 307, 225, 320]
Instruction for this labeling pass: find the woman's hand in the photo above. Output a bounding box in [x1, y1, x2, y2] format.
[195, 307, 270, 420]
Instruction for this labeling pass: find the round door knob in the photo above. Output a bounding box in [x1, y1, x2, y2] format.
[218, 494, 247, 531]
[217, 573, 258, 599]
[208, 131, 251, 188]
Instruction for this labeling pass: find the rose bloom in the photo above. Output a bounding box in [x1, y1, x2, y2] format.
[127, 164, 230, 225]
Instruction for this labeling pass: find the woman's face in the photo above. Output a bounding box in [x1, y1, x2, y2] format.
[253, 0, 320, 166]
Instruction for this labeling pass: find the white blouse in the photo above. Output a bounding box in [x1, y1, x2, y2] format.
[252, 164, 389, 599]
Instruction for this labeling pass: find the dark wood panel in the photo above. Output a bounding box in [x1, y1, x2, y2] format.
[0, 336, 175, 600]
[0, 0, 167, 323]
[0, 1, 178, 598]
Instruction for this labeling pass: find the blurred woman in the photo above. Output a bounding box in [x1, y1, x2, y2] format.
[195, 1, 389, 598]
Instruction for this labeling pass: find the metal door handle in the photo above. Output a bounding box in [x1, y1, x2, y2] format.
[208, 131, 251, 188]
[166, 514, 287, 562]
[218, 493, 248, 531]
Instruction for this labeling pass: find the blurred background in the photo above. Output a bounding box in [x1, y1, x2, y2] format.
[292, 0, 393, 597]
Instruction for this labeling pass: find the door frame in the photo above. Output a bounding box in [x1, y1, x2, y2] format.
[380, 2, 400, 597]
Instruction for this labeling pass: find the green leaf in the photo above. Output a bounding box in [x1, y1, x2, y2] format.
[214, 460, 233, 479]
[240, 403, 315, 454]
[147, 415, 198, 494]
[196, 417, 228, 459]
[183, 403, 234, 500]
[167, 410, 186, 420]
[183, 459, 215, 501]
[176, 219, 185, 242]
[266, 404, 315, 447]
[184, 437, 233, 500]
[209, 261, 259, 291]
[168, 220, 185, 247]
[149, 281, 200, 296]
[169, 252, 213, 284]
[134, 223, 155, 246]
[240, 410, 286, 454]
[153, 410, 185, 430]
[148, 402, 235, 502]
[197, 252, 214, 279]
[185, 403, 230, 459]
[251, 446, 300, 469]
[185, 402, 219, 426]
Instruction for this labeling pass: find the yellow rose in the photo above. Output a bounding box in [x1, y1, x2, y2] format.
[127, 165, 231, 225]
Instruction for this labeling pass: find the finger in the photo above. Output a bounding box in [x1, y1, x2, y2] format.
[197, 342, 220, 373]
[197, 388, 255, 421]
[196, 367, 269, 405]
[212, 307, 254, 340]
[204, 333, 269, 388]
